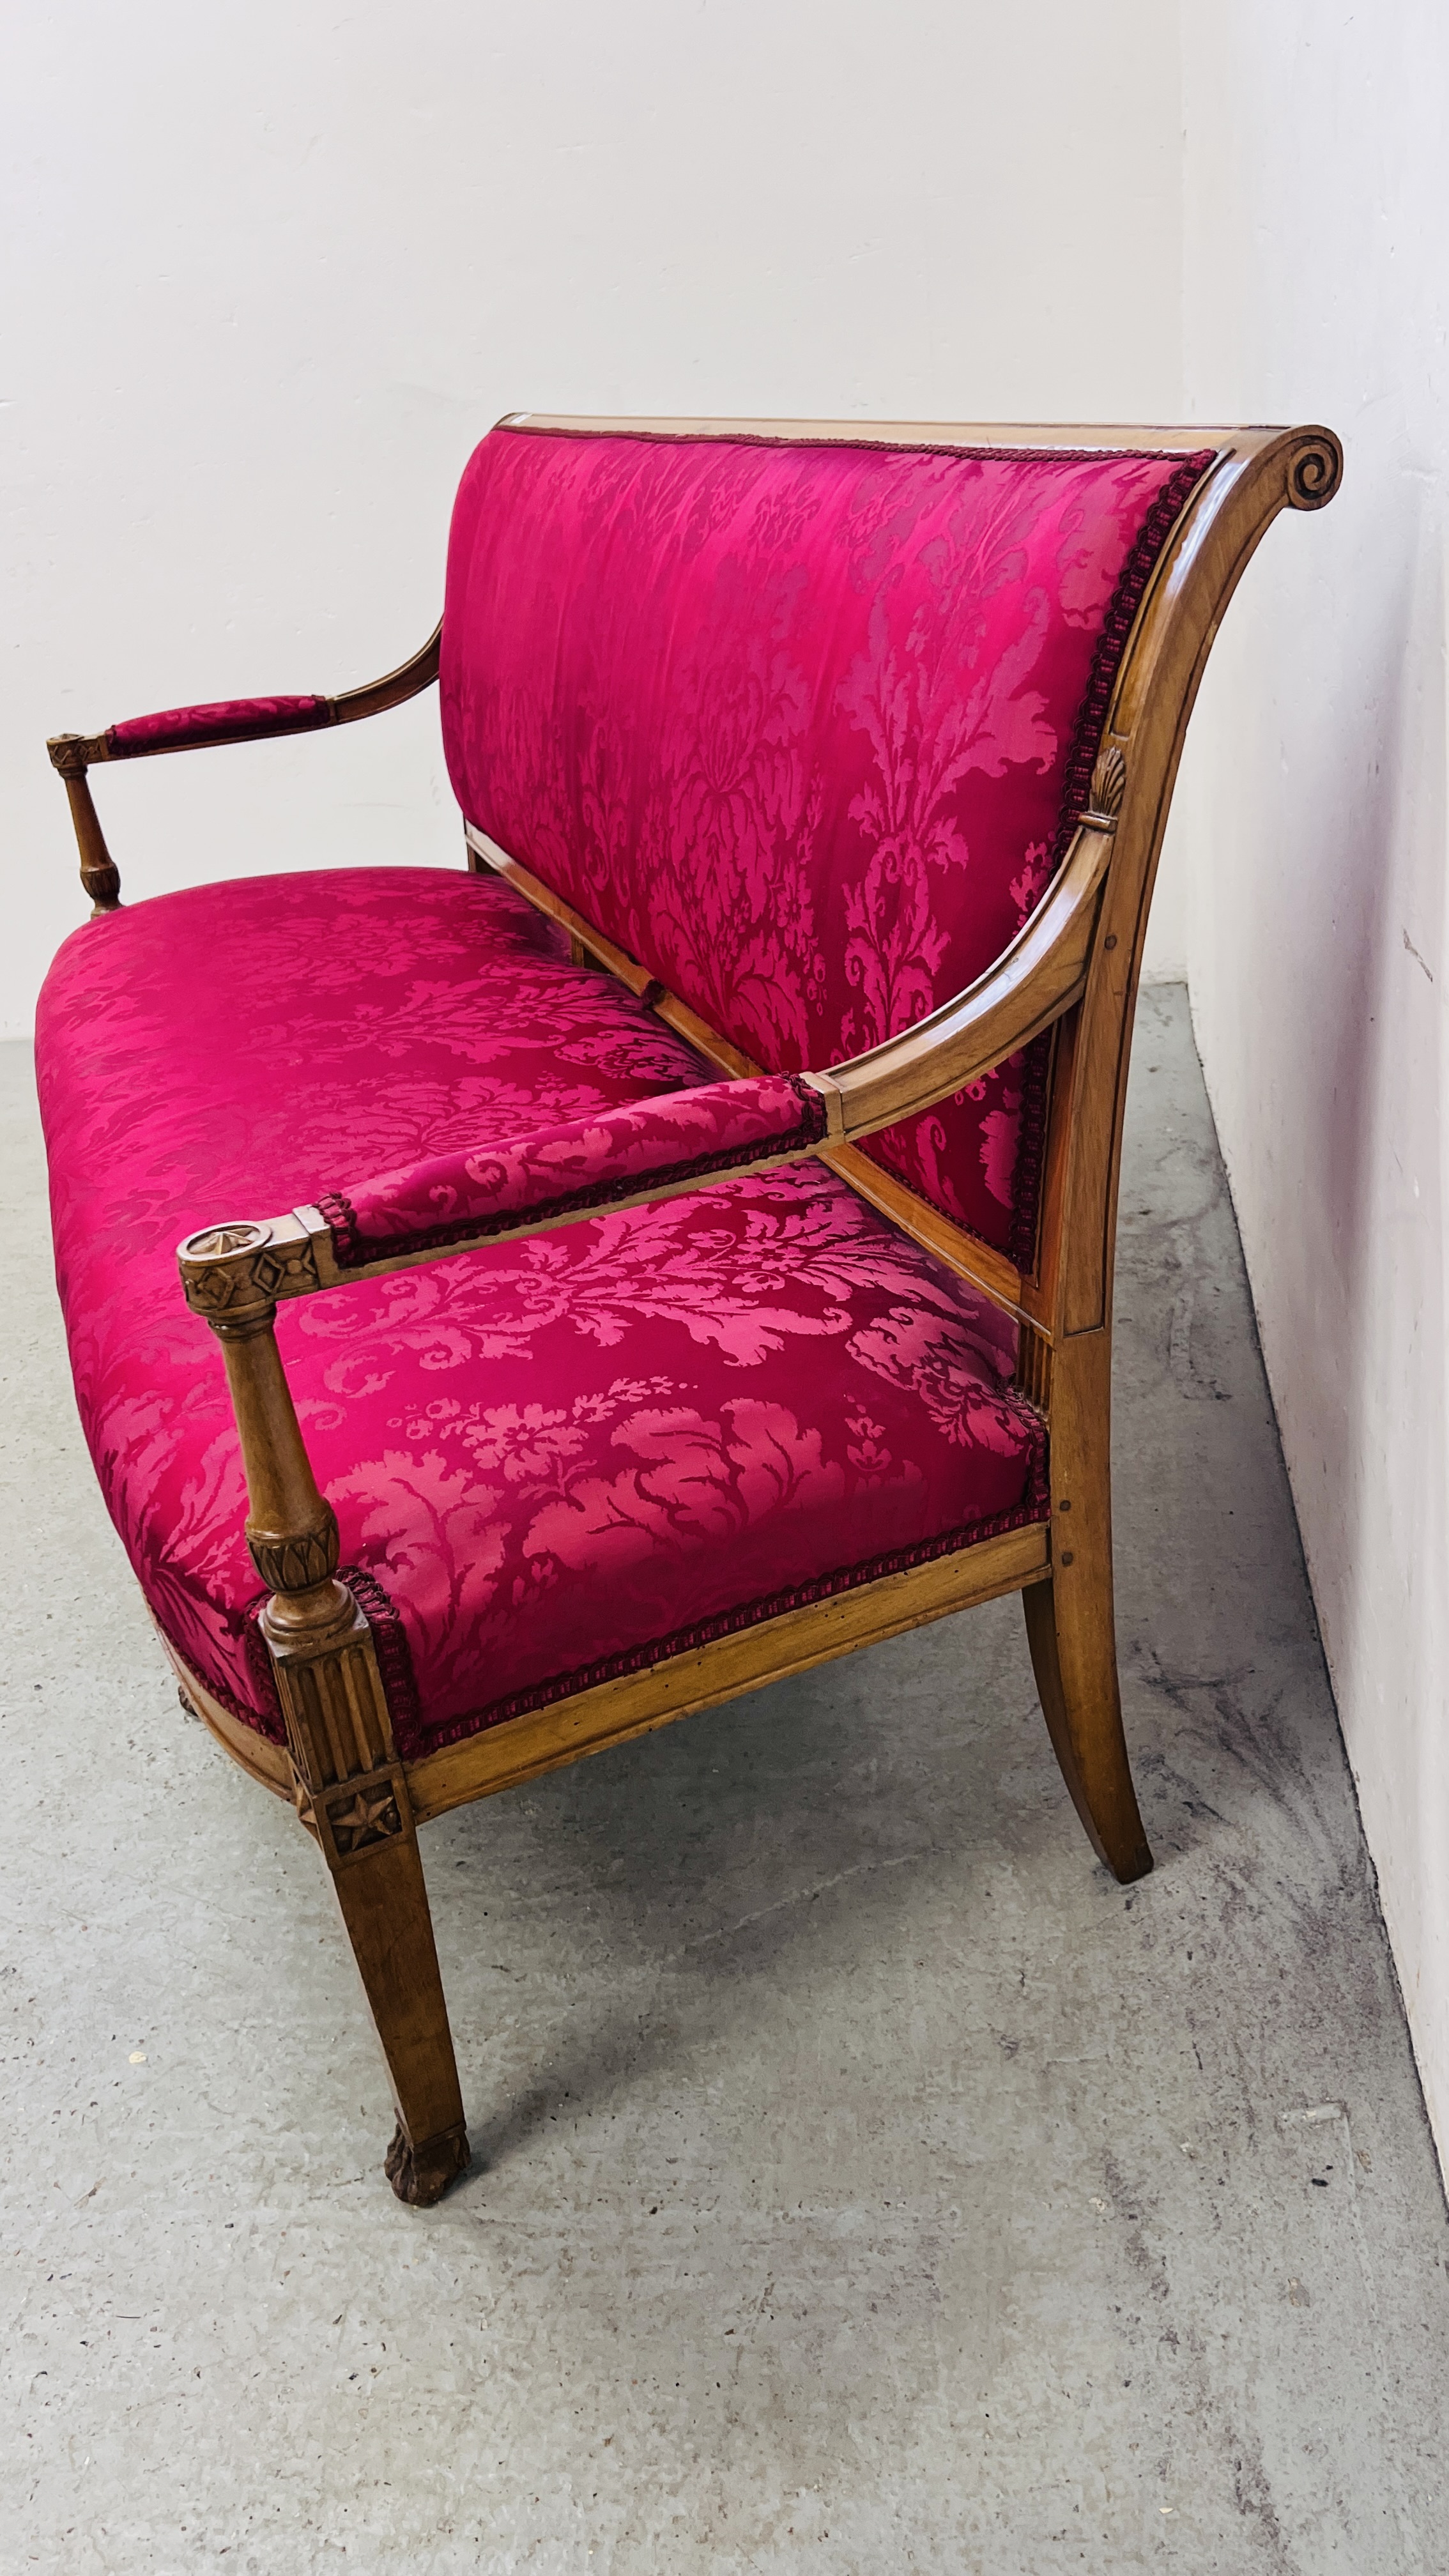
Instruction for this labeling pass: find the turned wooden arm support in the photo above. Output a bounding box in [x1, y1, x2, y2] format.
[180, 1236, 365, 1686]
[45, 623, 441, 914]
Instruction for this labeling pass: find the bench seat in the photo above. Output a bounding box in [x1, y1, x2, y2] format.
[39, 411, 1340, 2200]
[38, 862, 1045, 1759]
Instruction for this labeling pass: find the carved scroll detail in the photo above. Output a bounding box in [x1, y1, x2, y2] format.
[1288, 435, 1342, 511]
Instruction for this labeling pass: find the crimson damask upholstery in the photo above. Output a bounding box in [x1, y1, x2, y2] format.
[39, 427, 1218, 1767]
[442, 427, 1213, 1261]
[37, 868, 1046, 1757]
[108, 694, 331, 756]
[319, 1071, 829, 1266]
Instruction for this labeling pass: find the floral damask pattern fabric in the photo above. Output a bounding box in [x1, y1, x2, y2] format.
[37, 867, 1045, 1757]
[441, 428, 1213, 1260]
[321, 1072, 829, 1265]
[108, 695, 331, 756]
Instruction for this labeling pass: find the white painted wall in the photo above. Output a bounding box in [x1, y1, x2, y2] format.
[1179, 6, 1449, 2159]
[2, 0, 1183, 1039]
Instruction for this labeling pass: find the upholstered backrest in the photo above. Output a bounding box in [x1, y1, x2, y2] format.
[440, 425, 1213, 1261]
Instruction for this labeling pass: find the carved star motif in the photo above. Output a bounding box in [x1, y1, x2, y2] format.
[330, 1786, 400, 1851]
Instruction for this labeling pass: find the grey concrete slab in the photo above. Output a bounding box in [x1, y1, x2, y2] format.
[3, 984, 1446, 2575]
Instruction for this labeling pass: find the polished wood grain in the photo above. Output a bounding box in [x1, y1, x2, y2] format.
[1022, 1326, 1150, 1881]
[59, 767, 121, 914]
[506, 412, 1273, 457]
[162, 1519, 1050, 1827]
[334, 1834, 470, 2209]
[328, 624, 441, 728]
[468, 806, 1112, 1148]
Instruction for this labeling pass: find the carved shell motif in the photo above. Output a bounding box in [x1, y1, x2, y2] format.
[1080, 743, 1127, 831]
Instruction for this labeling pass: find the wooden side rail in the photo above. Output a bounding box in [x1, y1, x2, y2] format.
[45, 623, 441, 915]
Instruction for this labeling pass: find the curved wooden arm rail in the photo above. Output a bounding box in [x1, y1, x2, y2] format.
[171, 783, 1122, 1310]
[45, 623, 441, 914]
[43, 413, 1341, 2205]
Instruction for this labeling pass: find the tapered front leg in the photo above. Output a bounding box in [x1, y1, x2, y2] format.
[273, 1591, 470, 2207]
[1023, 1326, 1152, 1885]
[178, 1222, 470, 2203]
[333, 1839, 470, 2207]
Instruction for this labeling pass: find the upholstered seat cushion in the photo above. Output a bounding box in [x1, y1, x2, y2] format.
[36, 866, 1047, 1759]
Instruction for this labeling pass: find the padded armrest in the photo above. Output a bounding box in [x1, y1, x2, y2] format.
[106, 695, 332, 757]
[315, 1073, 832, 1269]
[47, 624, 441, 778]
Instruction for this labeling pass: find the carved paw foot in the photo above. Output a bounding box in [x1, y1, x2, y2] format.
[384, 2119, 470, 2207]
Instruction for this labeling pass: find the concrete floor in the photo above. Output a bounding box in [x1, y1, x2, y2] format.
[4, 983, 1448, 2574]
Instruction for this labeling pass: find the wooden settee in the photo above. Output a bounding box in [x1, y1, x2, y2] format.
[39, 415, 1340, 2202]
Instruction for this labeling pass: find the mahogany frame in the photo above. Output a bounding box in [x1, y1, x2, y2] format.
[47, 415, 1341, 2204]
